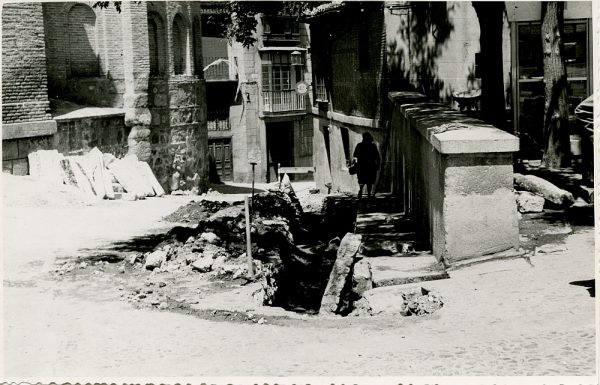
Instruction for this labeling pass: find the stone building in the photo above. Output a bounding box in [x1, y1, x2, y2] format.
[2, 1, 209, 193]
[306, 1, 593, 194]
[200, 3, 314, 183]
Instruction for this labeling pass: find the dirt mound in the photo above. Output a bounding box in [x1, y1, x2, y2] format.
[3, 172, 94, 208]
[163, 200, 242, 223]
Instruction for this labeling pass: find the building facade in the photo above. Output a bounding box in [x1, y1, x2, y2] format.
[2, 1, 209, 193]
[201, 4, 314, 183]
[306, 1, 593, 194]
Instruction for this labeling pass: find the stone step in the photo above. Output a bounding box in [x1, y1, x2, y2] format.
[367, 254, 449, 288]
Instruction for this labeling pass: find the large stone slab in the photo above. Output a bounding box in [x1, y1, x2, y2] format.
[60, 157, 96, 197]
[369, 255, 448, 287]
[319, 232, 362, 315]
[137, 160, 165, 197]
[514, 173, 575, 206]
[28, 150, 63, 184]
[107, 155, 151, 199]
[85, 147, 113, 199]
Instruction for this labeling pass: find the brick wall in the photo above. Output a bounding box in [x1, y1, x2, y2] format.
[67, 4, 99, 76]
[2, 2, 52, 124]
[42, 2, 125, 106]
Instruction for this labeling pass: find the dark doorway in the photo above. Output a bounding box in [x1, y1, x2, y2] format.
[266, 122, 294, 182]
[208, 139, 233, 181]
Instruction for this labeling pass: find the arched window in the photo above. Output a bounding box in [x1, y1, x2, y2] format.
[68, 4, 99, 77]
[192, 17, 203, 77]
[172, 14, 187, 75]
[148, 12, 166, 76]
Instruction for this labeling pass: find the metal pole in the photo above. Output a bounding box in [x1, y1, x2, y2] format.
[251, 162, 256, 200]
[244, 195, 255, 277]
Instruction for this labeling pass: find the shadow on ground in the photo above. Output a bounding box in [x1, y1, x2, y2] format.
[209, 184, 266, 195]
[569, 279, 595, 298]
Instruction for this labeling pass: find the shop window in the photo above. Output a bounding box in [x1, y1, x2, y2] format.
[68, 4, 99, 77]
[515, 20, 591, 152]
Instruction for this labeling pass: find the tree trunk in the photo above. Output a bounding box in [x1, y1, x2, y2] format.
[540, 2, 570, 168]
[472, 2, 506, 130]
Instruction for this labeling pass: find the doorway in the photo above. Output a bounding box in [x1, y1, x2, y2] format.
[266, 122, 294, 182]
[208, 138, 233, 182]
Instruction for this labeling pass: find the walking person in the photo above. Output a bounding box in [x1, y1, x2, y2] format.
[352, 132, 380, 200]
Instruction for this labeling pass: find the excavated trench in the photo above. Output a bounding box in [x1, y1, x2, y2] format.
[251, 193, 360, 313]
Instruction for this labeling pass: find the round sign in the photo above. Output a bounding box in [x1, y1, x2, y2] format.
[295, 81, 308, 95]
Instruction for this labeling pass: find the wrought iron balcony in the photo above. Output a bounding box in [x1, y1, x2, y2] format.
[262, 90, 305, 113]
[207, 109, 230, 131]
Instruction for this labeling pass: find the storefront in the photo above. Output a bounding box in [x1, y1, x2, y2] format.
[507, 2, 593, 158]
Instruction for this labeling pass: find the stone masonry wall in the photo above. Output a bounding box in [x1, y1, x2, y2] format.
[55, 115, 129, 157]
[2, 3, 52, 124]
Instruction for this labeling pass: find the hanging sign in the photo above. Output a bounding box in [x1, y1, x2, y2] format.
[295, 81, 309, 95]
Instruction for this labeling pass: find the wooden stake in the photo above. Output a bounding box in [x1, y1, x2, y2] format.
[244, 195, 255, 277]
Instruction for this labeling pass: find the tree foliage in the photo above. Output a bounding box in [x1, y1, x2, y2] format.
[93, 1, 323, 48]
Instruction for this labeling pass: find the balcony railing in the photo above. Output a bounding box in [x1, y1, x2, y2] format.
[203, 56, 237, 81]
[262, 90, 305, 113]
[207, 109, 230, 131]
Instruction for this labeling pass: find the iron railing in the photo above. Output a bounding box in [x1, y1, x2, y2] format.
[207, 109, 230, 131]
[262, 90, 305, 113]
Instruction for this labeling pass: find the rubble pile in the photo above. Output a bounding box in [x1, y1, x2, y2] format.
[27, 148, 165, 201]
[164, 200, 242, 223]
[352, 286, 444, 317]
[117, 176, 362, 313]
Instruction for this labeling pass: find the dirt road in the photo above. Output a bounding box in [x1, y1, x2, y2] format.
[3, 187, 596, 377]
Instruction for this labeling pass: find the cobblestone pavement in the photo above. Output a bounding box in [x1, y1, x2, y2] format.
[3, 189, 596, 377]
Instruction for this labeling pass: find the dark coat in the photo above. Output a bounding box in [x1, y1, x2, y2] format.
[353, 141, 380, 184]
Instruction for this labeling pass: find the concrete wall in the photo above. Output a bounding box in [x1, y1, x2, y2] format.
[389, 92, 520, 263]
